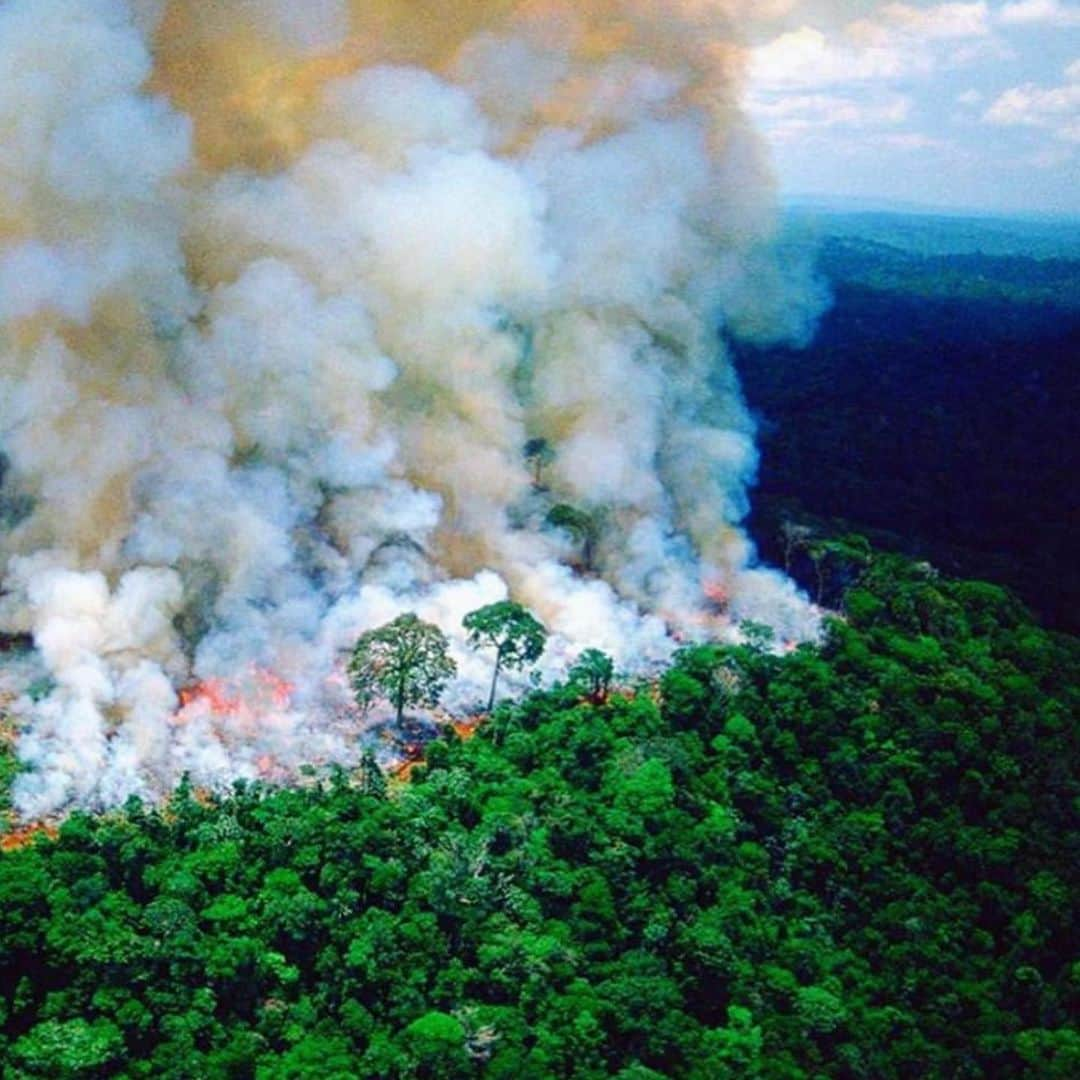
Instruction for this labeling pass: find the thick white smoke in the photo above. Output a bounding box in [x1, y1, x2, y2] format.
[1, 0, 824, 818]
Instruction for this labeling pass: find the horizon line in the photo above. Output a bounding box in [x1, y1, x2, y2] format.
[780, 192, 1080, 225]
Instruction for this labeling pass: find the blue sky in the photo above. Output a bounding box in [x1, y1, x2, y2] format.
[745, 1, 1079, 215]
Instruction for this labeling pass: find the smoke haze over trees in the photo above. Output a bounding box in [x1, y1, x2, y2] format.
[0, 0, 828, 818]
[0, 4, 1078, 1076]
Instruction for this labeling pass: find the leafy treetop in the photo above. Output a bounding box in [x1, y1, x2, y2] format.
[348, 613, 457, 725]
[523, 438, 555, 489]
[463, 601, 547, 711]
[567, 648, 615, 704]
[546, 503, 600, 571]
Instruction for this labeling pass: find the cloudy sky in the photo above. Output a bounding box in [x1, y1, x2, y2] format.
[746, 0, 1079, 215]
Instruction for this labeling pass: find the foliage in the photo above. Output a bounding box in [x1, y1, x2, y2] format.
[348, 613, 457, 724]
[11, 1017, 124, 1076]
[1, 553, 1077, 1077]
[735, 234, 1080, 631]
[546, 504, 601, 571]
[523, 438, 555, 489]
[462, 602, 547, 712]
[1, 715, 20, 821]
[815, 235, 1080, 308]
[567, 649, 615, 704]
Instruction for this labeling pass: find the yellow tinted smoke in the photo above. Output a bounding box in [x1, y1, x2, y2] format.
[147, 0, 743, 171]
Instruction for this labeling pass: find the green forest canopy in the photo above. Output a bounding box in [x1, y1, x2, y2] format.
[0, 551, 1077, 1077]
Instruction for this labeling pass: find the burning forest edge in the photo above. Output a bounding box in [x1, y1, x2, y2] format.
[1, 587, 803, 836]
[0, 0, 826, 819]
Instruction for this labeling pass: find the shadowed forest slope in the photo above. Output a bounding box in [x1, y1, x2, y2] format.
[736, 223, 1080, 632]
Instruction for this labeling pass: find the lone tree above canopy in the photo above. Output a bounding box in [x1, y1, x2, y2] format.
[462, 601, 548, 711]
[546, 503, 600, 571]
[348, 613, 457, 725]
[523, 437, 555, 489]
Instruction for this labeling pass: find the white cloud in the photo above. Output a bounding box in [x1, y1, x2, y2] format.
[983, 59, 1080, 142]
[998, 0, 1080, 28]
[749, 91, 911, 139]
[873, 132, 949, 150]
[750, 26, 911, 89]
[750, 3, 994, 91]
[956, 88, 984, 104]
[849, 2, 991, 44]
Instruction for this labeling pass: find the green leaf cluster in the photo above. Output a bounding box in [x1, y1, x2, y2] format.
[463, 602, 548, 711]
[348, 613, 457, 724]
[1, 554, 1077, 1077]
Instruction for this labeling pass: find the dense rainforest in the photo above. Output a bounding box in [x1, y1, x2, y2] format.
[1, 551, 1077, 1078]
[735, 215, 1080, 633]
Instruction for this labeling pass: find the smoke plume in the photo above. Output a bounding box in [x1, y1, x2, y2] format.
[0, 0, 824, 818]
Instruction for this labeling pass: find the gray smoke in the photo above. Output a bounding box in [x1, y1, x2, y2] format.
[0, 0, 825, 818]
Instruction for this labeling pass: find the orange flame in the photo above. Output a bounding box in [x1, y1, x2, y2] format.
[178, 677, 245, 715]
[1, 821, 58, 852]
[702, 579, 729, 611]
[176, 666, 296, 720]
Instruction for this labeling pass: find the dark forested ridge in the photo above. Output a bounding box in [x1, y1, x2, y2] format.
[2, 554, 1078, 1078]
[735, 224, 1080, 632]
[781, 205, 1080, 261]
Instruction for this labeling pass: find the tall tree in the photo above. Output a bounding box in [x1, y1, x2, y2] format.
[523, 438, 556, 490]
[779, 520, 813, 574]
[547, 504, 600, 571]
[463, 601, 548, 712]
[348, 613, 457, 725]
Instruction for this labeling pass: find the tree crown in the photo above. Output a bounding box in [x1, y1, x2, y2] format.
[462, 601, 547, 669]
[348, 613, 456, 718]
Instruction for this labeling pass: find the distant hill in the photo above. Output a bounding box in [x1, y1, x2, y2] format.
[782, 204, 1080, 261]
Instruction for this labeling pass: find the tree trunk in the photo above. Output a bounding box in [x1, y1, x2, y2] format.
[487, 653, 502, 713]
[813, 555, 827, 604]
